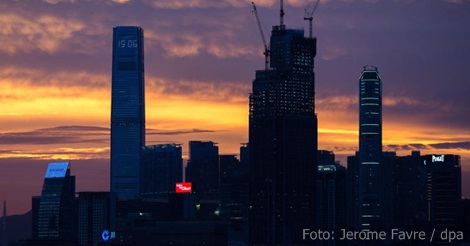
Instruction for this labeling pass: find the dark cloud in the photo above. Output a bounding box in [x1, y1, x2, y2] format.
[147, 128, 218, 135]
[0, 126, 219, 145]
[385, 142, 470, 152]
[0, 125, 108, 145]
[429, 141, 470, 150]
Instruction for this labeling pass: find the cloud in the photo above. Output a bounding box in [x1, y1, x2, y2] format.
[0, 14, 85, 54]
[429, 141, 470, 150]
[443, 0, 468, 3]
[317, 95, 356, 110]
[385, 142, 470, 152]
[143, 0, 276, 9]
[0, 125, 220, 146]
[148, 78, 250, 103]
[0, 126, 109, 145]
[147, 128, 218, 135]
[42, 0, 77, 4]
[0, 147, 110, 160]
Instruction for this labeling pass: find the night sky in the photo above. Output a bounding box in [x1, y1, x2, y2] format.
[1, 0, 469, 215]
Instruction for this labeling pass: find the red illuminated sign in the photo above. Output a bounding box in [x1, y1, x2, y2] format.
[176, 182, 192, 193]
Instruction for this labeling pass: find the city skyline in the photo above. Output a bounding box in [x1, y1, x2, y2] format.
[0, 0, 469, 215]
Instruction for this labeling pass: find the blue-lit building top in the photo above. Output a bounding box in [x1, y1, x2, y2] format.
[37, 162, 76, 241]
[111, 26, 145, 199]
[358, 66, 383, 230]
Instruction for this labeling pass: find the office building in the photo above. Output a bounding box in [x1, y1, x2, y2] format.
[421, 154, 461, 240]
[77, 192, 116, 246]
[391, 151, 422, 230]
[458, 199, 470, 243]
[357, 66, 383, 230]
[248, 11, 318, 244]
[185, 141, 219, 202]
[110, 26, 145, 199]
[346, 154, 359, 230]
[316, 151, 347, 246]
[36, 162, 76, 241]
[239, 143, 249, 166]
[141, 144, 183, 199]
[317, 164, 347, 246]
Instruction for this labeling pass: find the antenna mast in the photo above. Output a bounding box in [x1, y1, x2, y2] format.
[280, 0, 285, 29]
[304, 0, 320, 38]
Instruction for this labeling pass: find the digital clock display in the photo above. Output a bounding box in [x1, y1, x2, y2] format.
[117, 39, 138, 48]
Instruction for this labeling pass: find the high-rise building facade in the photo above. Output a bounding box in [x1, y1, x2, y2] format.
[421, 154, 461, 240]
[141, 144, 183, 199]
[358, 66, 383, 230]
[248, 20, 317, 244]
[185, 141, 219, 202]
[316, 151, 347, 246]
[77, 192, 116, 246]
[37, 162, 76, 241]
[110, 26, 145, 199]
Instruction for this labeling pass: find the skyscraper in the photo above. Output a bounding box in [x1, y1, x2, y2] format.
[248, 11, 318, 245]
[77, 192, 116, 246]
[421, 154, 461, 241]
[37, 162, 76, 241]
[110, 26, 145, 199]
[185, 141, 219, 202]
[141, 144, 183, 199]
[358, 66, 383, 230]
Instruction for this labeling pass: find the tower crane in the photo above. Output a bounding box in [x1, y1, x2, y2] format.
[252, 2, 270, 70]
[304, 0, 320, 38]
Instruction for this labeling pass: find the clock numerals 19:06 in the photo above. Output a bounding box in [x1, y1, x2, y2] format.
[118, 40, 138, 48]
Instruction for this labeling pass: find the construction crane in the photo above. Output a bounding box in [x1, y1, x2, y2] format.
[252, 2, 270, 70]
[304, 0, 320, 38]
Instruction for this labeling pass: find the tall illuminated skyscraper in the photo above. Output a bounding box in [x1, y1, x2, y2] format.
[358, 66, 383, 230]
[111, 26, 145, 199]
[248, 13, 318, 244]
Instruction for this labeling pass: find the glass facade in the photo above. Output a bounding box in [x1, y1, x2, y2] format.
[37, 162, 76, 241]
[111, 26, 145, 199]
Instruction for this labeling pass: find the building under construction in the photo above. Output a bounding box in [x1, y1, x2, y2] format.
[248, 1, 318, 244]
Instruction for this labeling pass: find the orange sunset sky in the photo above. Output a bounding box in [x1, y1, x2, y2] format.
[1, 0, 469, 215]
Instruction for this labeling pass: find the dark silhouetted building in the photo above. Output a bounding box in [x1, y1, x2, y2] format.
[239, 143, 249, 166]
[458, 199, 470, 243]
[248, 17, 317, 244]
[36, 162, 77, 242]
[31, 196, 40, 239]
[77, 192, 116, 246]
[133, 221, 228, 245]
[219, 155, 249, 246]
[185, 141, 219, 202]
[110, 26, 145, 199]
[421, 154, 461, 242]
[391, 151, 422, 230]
[141, 144, 183, 199]
[316, 151, 347, 246]
[346, 154, 359, 231]
[357, 66, 383, 230]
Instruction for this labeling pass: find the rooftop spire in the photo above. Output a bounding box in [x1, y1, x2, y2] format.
[280, 0, 285, 29]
